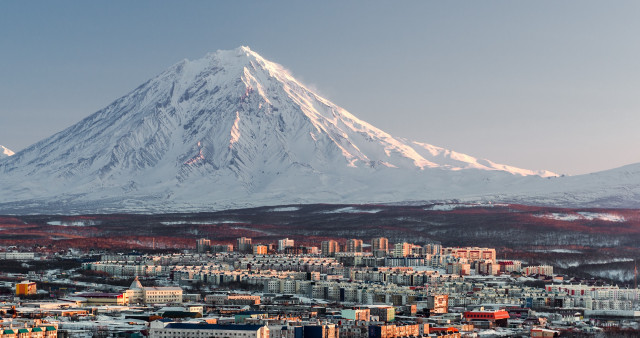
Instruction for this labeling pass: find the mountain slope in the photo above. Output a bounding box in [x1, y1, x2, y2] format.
[3, 46, 628, 214]
[487, 161, 640, 208]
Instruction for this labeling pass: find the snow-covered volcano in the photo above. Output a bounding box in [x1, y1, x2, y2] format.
[3, 46, 624, 214]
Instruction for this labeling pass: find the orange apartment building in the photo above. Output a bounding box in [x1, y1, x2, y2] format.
[16, 281, 37, 296]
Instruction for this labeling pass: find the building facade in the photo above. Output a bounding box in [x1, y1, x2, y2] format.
[150, 322, 269, 338]
[16, 281, 37, 295]
[321, 240, 340, 257]
[125, 277, 183, 304]
[278, 239, 295, 252]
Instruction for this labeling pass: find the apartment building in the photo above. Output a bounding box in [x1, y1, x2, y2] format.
[321, 240, 340, 257]
[236, 237, 254, 253]
[196, 238, 211, 253]
[371, 237, 389, 257]
[278, 239, 295, 252]
[522, 265, 554, 276]
[346, 239, 363, 253]
[253, 245, 268, 255]
[393, 243, 411, 258]
[442, 247, 496, 263]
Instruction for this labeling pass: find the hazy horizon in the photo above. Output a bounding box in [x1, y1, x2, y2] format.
[2, 1, 639, 175]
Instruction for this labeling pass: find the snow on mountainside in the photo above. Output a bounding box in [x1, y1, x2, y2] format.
[0, 145, 14, 159]
[489, 161, 640, 209]
[409, 141, 555, 177]
[0, 46, 635, 213]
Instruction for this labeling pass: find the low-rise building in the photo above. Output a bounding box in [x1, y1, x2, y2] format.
[0, 252, 36, 260]
[463, 309, 509, 327]
[149, 322, 269, 338]
[0, 322, 57, 338]
[341, 308, 370, 321]
[16, 281, 37, 296]
[125, 277, 183, 304]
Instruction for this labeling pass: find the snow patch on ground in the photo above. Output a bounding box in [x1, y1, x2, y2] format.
[588, 268, 635, 281]
[557, 258, 633, 268]
[577, 212, 626, 222]
[231, 226, 274, 235]
[531, 249, 583, 254]
[319, 207, 382, 214]
[425, 204, 459, 211]
[477, 328, 518, 337]
[425, 203, 508, 211]
[534, 212, 625, 222]
[47, 220, 100, 226]
[267, 206, 301, 212]
[160, 220, 245, 225]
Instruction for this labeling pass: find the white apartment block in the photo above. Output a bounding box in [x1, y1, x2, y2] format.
[0, 252, 36, 260]
[278, 239, 295, 252]
[522, 265, 554, 276]
[442, 247, 496, 263]
[393, 243, 411, 258]
[83, 261, 166, 277]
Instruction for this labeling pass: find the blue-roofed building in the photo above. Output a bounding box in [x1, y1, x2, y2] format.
[149, 321, 269, 338]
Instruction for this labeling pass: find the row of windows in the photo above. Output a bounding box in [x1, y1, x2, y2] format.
[466, 314, 494, 319]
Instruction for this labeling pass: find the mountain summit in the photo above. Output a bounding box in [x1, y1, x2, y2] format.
[0, 145, 14, 159]
[0, 47, 566, 213]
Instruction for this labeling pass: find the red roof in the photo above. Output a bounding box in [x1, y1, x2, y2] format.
[464, 310, 510, 320]
[430, 327, 459, 333]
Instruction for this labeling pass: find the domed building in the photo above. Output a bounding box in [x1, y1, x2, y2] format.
[125, 276, 183, 304]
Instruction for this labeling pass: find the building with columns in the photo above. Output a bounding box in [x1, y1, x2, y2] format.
[125, 277, 183, 304]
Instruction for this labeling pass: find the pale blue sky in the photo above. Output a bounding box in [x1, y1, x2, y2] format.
[1, 1, 639, 175]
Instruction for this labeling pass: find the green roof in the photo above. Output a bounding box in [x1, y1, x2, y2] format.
[46, 326, 57, 331]
[18, 329, 29, 333]
[3, 329, 15, 334]
[32, 328, 43, 332]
